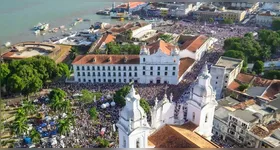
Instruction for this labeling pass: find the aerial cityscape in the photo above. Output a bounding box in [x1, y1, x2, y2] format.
[1, 1, 280, 148]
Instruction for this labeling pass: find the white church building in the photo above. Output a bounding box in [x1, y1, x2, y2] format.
[116, 64, 219, 148]
[72, 35, 215, 85]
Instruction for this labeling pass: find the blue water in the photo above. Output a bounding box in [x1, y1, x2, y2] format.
[0, 0, 123, 44]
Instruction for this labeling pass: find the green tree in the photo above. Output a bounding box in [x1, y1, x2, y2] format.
[89, 107, 98, 120]
[92, 92, 102, 101]
[57, 63, 70, 78]
[22, 76, 43, 97]
[238, 84, 249, 92]
[159, 34, 173, 42]
[22, 100, 36, 115]
[244, 32, 253, 39]
[12, 116, 28, 136]
[264, 70, 280, 79]
[49, 88, 66, 103]
[80, 89, 94, 104]
[0, 63, 10, 86]
[113, 86, 131, 107]
[50, 98, 62, 112]
[69, 47, 78, 60]
[95, 136, 110, 148]
[15, 108, 26, 121]
[30, 129, 41, 144]
[209, 18, 214, 23]
[57, 119, 71, 136]
[224, 18, 234, 24]
[60, 100, 72, 113]
[140, 98, 150, 114]
[252, 60, 264, 75]
[272, 18, 280, 31]
[6, 74, 24, 94]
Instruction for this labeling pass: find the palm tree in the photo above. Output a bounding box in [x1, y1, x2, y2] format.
[50, 98, 61, 112]
[66, 112, 75, 126]
[30, 129, 41, 144]
[57, 119, 71, 136]
[12, 117, 28, 136]
[60, 100, 71, 113]
[69, 47, 78, 60]
[15, 108, 26, 121]
[22, 101, 36, 115]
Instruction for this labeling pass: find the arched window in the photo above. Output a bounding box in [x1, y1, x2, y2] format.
[205, 114, 208, 123]
[192, 112, 195, 122]
[136, 138, 140, 148]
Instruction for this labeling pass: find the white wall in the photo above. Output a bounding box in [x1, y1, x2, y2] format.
[151, 102, 175, 129]
[132, 24, 152, 37]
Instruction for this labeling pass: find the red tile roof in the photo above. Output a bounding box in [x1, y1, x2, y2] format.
[236, 73, 254, 84]
[180, 35, 209, 52]
[227, 80, 241, 91]
[116, 2, 145, 9]
[179, 57, 195, 78]
[146, 40, 176, 55]
[72, 54, 140, 65]
[262, 80, 280, 100]
[148, 122, 219, 148]
[250, 121, 280, 138]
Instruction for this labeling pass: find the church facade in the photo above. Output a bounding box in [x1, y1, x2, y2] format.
[117, 64, 219, 148]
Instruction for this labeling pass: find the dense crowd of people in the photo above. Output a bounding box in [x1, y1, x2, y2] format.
[7, 19, 259, 148]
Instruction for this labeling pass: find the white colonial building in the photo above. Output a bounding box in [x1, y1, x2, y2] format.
[117, 64, 219, 148]
[210, 56, 243, 99]
[72, 35, 215, 85]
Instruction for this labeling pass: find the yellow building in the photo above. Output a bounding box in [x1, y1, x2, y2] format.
[193, 9, 247, 22]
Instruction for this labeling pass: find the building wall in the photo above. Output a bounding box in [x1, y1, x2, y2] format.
[210, 66, 226, 99]
[256, 15, 280, 27]
[73, 51, 183, 85]
[179, 38, 213, 61]
[73, 64, 140, 83]
[132, 24, 152, 37]
[151, 102, 175, 129]
[140, 51, 180, 84]
[213, 118, 228, 140]
[193, 10, 246, 22]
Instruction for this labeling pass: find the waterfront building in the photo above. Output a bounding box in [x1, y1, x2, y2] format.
[210, 56, 243, 99]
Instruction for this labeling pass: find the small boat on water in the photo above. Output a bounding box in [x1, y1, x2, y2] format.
[96, 10, 110, 15]
[83, 19, 91, 22]
[34, 23, 49, 31]
[4, 42, 11, 47]
[59, 25, 65, 29]
[76, 18, 83, 22]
